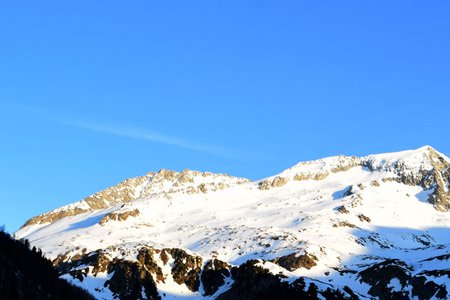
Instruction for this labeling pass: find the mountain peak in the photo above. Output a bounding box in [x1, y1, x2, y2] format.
[21, 168, 250, 228]
[22, 147, 450, 230]
[15, 146, 450, 299]
[258, 146, 450, 211]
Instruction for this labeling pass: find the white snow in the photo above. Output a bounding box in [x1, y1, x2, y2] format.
[15, 146, 450, 299]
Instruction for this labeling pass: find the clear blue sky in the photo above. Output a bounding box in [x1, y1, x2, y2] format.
[1, 1, 449, 232]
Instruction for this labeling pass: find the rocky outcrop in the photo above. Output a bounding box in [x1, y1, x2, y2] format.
[165, 248, 203, 292]
[51, 245, 450, 300]
[258, 180, 272, 190]
[294, 172, 329, 181]
[99, 209, 140, 225]
[357, 214, 371, 223]
[106, 260, 160, 300]
[333, 221, 357, 228]
[23, 207, 91, 228]
[426, 149, 450, 211]
[54, 246, 204, 297]
[330, 157, 361, 173]
[55, 249, 112, 281]
[362, 147, 450, 210]
[271, 252, 318, 271]
[411, 276, 448, 300]
[258, 176, 288, 190]
[201, 259, 231, 296]
[359, 259, 448, 300]
[137, 247, 164, 282]
[359, 259, 411, 299]
[216, 260, 355, 300]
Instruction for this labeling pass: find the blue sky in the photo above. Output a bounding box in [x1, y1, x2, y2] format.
[1, 1, 450, 232]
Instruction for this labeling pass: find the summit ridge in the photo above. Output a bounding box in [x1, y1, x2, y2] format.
[16, 146, 450, 299]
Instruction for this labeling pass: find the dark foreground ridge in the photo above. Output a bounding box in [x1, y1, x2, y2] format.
[56, 246, 360, 300]
[0, 227, 94, 300]
[56, 244, 449, 300]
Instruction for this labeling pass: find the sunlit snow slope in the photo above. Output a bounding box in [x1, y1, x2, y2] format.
[16, 146, 450, 299]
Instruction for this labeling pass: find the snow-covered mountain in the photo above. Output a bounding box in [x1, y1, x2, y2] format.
[16, 146, 450, 299]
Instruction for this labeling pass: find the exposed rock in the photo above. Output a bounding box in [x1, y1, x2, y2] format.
[429, 187, 450, 212]
[421, 254, 450, 262]
[156, 169, 177, 181]
[330, 158, 361, 173]
[258, 180, 272, 190]
[201, 259, 231, 296]
[173, 172, 194, 186]
[333, 221, 357, 228]
[411, 276, 448, 299]
[271, 176, 288, 188]
[362, 147, 450, 211]
[23, 207, 91, 227]
[359, 259, 411, 299]
[198, 183, 208, 194]
[99, 209, 140, 225]
[426, 151, 450, 211]
[167, 248, 203, 292]
[349, 194, 363, 207]
[54, 246, 205, 297]
[217, 260, 295, 300]
[371, 180, 380, 187]
[272, 252, 318, 271]
[358, 258, 449, 300]
[293, 172, 329, 181]
[381, 177, 395, 183]
[358, 214, 371, 223]
[336, 205, 350, 214]
[55, 249, 112, 277]
[137, 247, 164, 282]
[22, 169, 250, 227]
[217, 260, 353, 300]
[418, 269, 450, 278]
[106, 259, 160, 300]
[51, 243, 450, 300]
[258, 176, 288, 190]
[160, 250, 169, 265]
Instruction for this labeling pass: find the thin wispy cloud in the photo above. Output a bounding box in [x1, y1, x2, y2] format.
[21, 105, 251, 160]
[63, 119, 237, 159]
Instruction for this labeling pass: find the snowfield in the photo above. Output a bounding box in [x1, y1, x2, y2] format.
[16, 146, 450, 299]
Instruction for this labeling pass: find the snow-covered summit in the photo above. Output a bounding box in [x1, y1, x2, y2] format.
[22, 168, 250, 228]
[273, 145, 448, 181]
[260, 146, 449, 208]
[16, 146, 450, 299]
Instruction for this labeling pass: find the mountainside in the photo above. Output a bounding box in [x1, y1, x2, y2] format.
[0, 228, 95, 300]
[16, 146, 450, 299]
